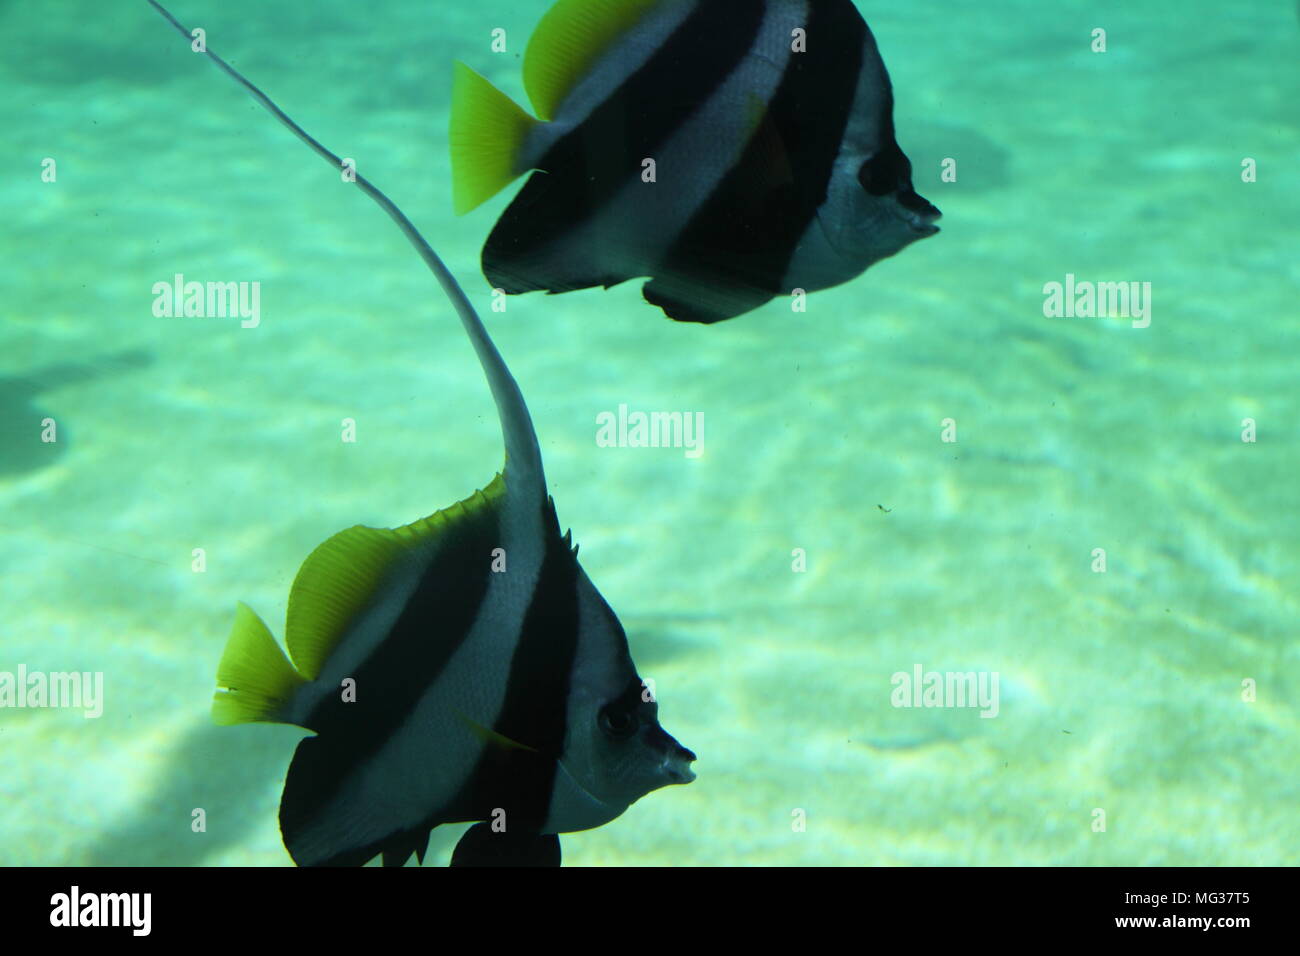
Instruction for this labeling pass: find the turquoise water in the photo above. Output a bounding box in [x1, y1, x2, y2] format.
[2, 0, 1297, 866]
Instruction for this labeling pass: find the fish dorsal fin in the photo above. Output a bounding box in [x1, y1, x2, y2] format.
[285, 474, 506, 680]
[523, 0, 661, 121]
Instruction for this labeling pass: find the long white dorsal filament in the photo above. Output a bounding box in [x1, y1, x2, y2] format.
[145, 0, 545, 495]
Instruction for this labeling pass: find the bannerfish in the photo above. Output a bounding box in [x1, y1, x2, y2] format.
[148, 0, 696, 867]
[451, 0, 941, 324]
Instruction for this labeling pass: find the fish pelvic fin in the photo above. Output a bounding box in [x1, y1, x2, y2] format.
[212, 602, 307, 725]
[450, 822, 561, 867]
[450, 62, 538, 215]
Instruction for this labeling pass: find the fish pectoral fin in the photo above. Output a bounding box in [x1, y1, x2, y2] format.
[454, 709, 540, 753]
[212, 602, 307, 726]
[450, 822, 561, 867]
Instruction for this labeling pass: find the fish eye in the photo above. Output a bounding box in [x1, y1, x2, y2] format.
[598, 705, 638, 739]
[857, 146, 909, 197]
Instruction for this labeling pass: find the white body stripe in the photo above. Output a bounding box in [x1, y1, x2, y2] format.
[543, 568, 630, 832]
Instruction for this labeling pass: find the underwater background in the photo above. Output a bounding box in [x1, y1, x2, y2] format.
[2, 0, 1297, 866]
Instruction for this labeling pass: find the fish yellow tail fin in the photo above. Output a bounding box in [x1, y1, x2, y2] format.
[450, 62, 539, 215]
[212, 602, 307, 726]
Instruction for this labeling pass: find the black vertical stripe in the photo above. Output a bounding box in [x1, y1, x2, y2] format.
[483, 0, 768, 293]
[645, 0, 869, 321]
[460, 498, 581, 829]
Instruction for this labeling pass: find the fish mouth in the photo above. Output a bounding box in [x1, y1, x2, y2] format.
[646, 722, 696, 784]
[662, 742, 697, 785]
[909, 215, 941, 237]
[897, 189, 942, 236]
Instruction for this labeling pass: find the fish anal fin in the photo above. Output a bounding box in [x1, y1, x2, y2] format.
[522, 0, 660, 121]
[285, 474, 506, 682]
[642, 274, 774, 324]
[381, 827, 432, 868]
[281, 737, 441, 867]
[212, 602, 307, 726]
[482, 169, 637, 296]
[450, 822, 561, 867]
[280, 736, 364, 866]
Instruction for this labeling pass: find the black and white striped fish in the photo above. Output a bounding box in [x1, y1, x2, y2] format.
[451, 0, 940, 324]
[146, 0, 696, 868]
